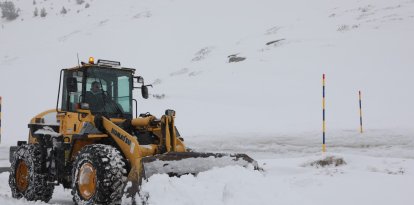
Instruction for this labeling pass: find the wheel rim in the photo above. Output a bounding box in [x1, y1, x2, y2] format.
[16, 160, 29, 192]
[78, 162, 97, 200]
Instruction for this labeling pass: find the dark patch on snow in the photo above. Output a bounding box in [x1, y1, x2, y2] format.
[266, 39, 285, 46]
[59, 30, 81, 42]
[188, 71, 202, 77]
[170, 68, 189, 76]
[152, 94, 165, 99]
[98, 19, 109, 26]
[337, 24, 359, 32]
[152, 78, 162, 85]
[192, 47, 212, 62]
[228, 54, 246, 63]
[386, 168, 405, 175]
[1, 56, 19, 66]
[265, 26, 281, 35]
[306, 156, 346, 168]
[133, 10, 152, 19]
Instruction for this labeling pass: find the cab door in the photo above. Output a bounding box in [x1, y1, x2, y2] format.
[60, 70, 85, 136]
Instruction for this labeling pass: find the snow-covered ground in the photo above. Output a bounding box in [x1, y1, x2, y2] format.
[0, 131, 413, 205]
[1, 0, 414, 204]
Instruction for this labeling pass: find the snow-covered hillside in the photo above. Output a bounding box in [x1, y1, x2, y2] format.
[1, 0, 413, 144]
[1, 0, 414, 204]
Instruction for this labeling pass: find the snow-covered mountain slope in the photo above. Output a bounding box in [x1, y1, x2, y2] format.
[1, 0, 413, 145]
[1, 0, 414, 204]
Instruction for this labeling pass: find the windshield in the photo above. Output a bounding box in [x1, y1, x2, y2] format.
[62, 67, 133, 118]
[85, 67, 132, 118]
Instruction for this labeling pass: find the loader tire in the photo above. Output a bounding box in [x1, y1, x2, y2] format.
[72, 144, 127, 205]
[9, 144, 54, 202]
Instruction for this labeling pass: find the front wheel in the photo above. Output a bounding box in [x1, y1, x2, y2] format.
[72, 144, 127, 205]
[9, 144, 54, 202]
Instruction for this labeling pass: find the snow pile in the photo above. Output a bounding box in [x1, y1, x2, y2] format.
[137, 154, 414, 205]
[140, 166, 272, 205]
[143, 155, 256, 178]
[34, 126, 60, 137]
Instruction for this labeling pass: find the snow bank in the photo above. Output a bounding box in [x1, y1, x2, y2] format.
[188, 129, 414, 159]
[140, 166, 270, 205]
[0, 149, 413, 205]
[138, 154, 414, 205]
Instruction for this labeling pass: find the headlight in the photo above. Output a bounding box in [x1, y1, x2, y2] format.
[165, 109, 176, 117]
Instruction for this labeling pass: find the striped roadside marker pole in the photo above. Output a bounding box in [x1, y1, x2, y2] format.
[322, 74, 326, 152]
[359, 91, 363, 133]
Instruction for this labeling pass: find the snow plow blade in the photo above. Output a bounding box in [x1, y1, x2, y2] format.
[141, 152, 261, 179]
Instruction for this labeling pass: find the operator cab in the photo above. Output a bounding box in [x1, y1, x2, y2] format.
[59, 58, 148, 119]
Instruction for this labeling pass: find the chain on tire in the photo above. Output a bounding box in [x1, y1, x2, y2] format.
[72, 144, 127, 205]
[9, 144, 55, 202]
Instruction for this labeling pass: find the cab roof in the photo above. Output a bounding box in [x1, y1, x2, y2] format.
[65, 59, 136, 74]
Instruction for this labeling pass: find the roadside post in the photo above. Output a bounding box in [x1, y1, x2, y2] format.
[359, 91, 363, 133]
[0, 96, 2, 144]
[322, 74, 326, 152]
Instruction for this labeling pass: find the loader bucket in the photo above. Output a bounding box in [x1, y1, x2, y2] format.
[141, 152, 261, 179]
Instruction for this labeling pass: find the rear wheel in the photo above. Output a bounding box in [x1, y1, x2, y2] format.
[72, 144, 127, 205]
[9, 144, 55, 202]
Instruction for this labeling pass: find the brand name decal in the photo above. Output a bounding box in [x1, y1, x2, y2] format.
[111, 128, 131, 146]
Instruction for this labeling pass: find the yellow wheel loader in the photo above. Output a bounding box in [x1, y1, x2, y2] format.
[8, 58, 259, 204]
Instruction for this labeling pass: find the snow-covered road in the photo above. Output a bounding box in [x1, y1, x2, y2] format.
[1, 130, 413, 205]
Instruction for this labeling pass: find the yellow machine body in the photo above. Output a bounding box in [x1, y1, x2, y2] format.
[28, 108, 186, 182]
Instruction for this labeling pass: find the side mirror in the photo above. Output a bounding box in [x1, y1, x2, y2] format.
[136, 76, 144, 84]
[141, 86, 149, 99]
[66, 77, 78, 92]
